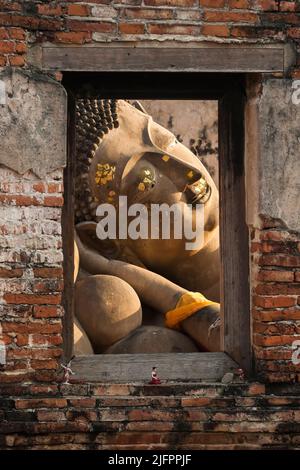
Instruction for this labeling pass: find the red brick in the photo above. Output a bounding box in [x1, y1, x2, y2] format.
[15, 42, 26, 54]
[231, 25, 284, 38]
[67, 4, 90, 16]
[255, 283, 300, 295]
[0, 373, 29, 383]
[257, 270, 294, 282]
[0, 41, 15, 53]
[181, 397, 212, 406]
[15, 334, 28, 346]
[259, 255, 300, 268]
[33, 306, 62, 319]
[15, 398, 67, 409]
[0, 27, 8, 39]
[30, 334, 63, 346]
[55, 31, 92, 45]
[0, 13, 62, 31]
[47, 182, 63, 193]
[202, 24, 230, 36]
[253, 295, 296, 308]
[200, 0, 225, 6]
[2, 322, 62, 334]
[254, 348, 292, 360]
[119, 23, 145, 34]
[7, 348, 62, 360]
[44, 196, 64, 207]
[69, 398, 96, 408]
[8, 27, 25, 40]
[0, 1, 21, 12]
[253, 0, 278, 9]
[229, 0, 250, 7]
[30, 359, 58, 370]
[0, 267, 23, 278]
[33, 279, 64, 294]
[0, 194, 39, 206]
[128, 409, 175, 421]
[148, 24, 200, 35]
[66, 20, 116, 33]
[2, 334, 13, 345]
[261, 12, 300, 24]
[9, 55, 25, 66]
[33, 267, 63, 279]
[0, 55, 6, 66]
[260, 230, 300, 242]
[4, 293, 62, 305]
[254, 334, 300, 346]
[280, 1, 297, 12]
[253, 308, 300, 321]
[37, 5, 62, 16]
[28, 385, 59, 395]
[204, 10, 258, 22]
[145, 0, 195, 5]
[288, 27, 300, 38]
[253, 321, 298, 335]
[37, 410, 66, 422]
[122, 8, 173, 19]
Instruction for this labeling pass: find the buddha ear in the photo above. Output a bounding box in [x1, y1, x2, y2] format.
[131, 100, 148, 115]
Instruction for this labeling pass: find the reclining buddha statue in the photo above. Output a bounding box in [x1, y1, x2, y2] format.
[73, 98, 221, 355]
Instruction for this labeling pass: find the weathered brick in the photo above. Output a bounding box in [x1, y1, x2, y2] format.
[33, 306, 62, 319]
[3, 293, 62, 305]
[0, 266, 23, 278]
[119, 23, 145, 34]
[204, 11, 258, 22]
[0, 27, 8, 39]
[0, 41, 15, 53]
[54, 31, 92, 44]
[229, 0, 250, 8]
[66, 20, 116, 33]
[30, 359, 58, 370]
[37, 410, 66, 422]
[37, 5, 62, 16]
[123, 8, 173, 20]
[254, 334, 300, 346]
[253, 295, 296, 308]
[257, 270, 294, 282]
[67, 4, 90, 16]
[200, 0, 226, 7]
[148, 24, 200, 34]
[253, 308, 300, 321]
[255, 283, 300, 295]
[68, 398, 96, 408]
[145, 0, 196, 5]
[202, 24, 230, 36]
[8, 27, 25, 40]
[15, 398, 67, 410]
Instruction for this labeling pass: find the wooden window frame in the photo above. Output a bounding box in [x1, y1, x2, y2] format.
[61, 71, 251, 382]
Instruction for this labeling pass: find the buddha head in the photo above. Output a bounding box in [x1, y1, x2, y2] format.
[75, 99, 219, 273]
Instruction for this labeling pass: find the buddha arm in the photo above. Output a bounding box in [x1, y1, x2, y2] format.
[75, 232, 187, 314]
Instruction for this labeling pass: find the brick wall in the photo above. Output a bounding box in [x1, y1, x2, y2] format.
[0, 1, 299, 76]
[1, 0, 300, 450]
[0, 166, 64, 385]
[2, 381, 300, 450]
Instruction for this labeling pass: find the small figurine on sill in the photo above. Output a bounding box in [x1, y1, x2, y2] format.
[150, 366, 161, 385]
[61, 356, 75, 385]
[236, 368, 245, 381]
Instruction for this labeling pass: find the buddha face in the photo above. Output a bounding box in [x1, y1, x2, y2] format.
[76, 99, 219, 273]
